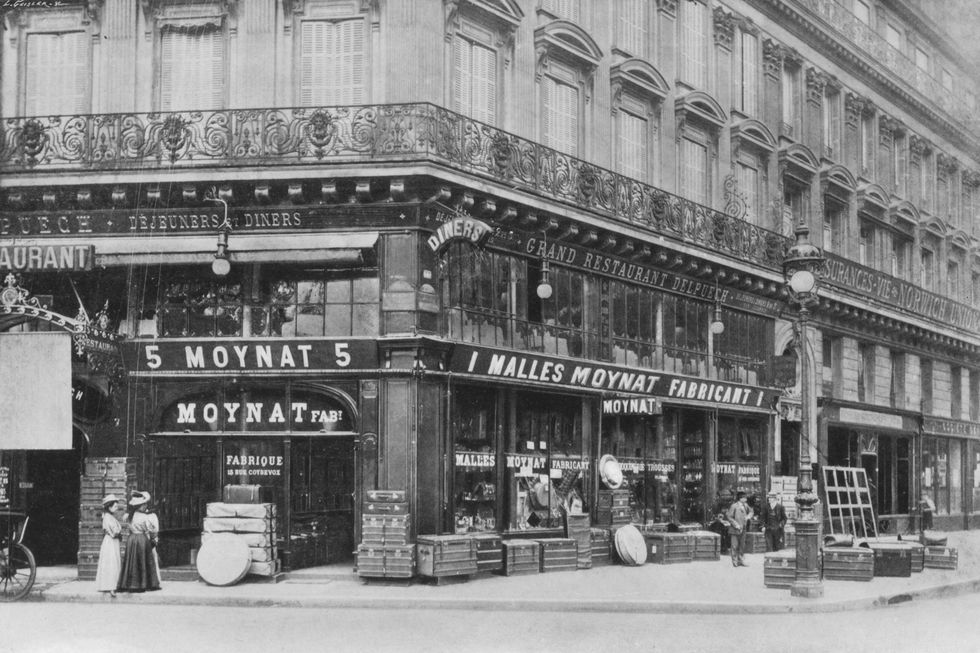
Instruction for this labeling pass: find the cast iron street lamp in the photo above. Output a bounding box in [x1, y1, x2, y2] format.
[782, 217, 825, 599]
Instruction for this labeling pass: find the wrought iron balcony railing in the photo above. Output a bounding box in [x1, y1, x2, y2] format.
[0, 103, 788, 270]
[794, 0, 976, 133]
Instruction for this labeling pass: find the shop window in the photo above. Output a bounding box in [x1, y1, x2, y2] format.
[156, 275, 246, 337]
[601, 415, 676, 524]
[254, 273, 380, 338]
[922, 436, 950, 515]
[670, 410, 708, 522]
[25, 31, 89, 116]
[661, 295, 708, 377]
[971, 441, 980, 513]
[451, 386, 498, 533]
[299, 16, 366, 106]
[160, 24, 226, 111]
[506, 393, 585, 531]
[713, 308, 773, 385]
[715, 414, 765, 516]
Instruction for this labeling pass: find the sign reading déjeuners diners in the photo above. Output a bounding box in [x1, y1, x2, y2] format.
[450, 344, 779, 408]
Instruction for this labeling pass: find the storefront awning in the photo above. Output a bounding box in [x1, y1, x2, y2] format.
[8, 232, 378, 267]
[0, 332, 73, 449]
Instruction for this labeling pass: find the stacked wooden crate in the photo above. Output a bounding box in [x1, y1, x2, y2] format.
[595, 490, 631, 526]
[78, 457, 135, 580]
[202, 502, 279, 578]
[822, 547, 873, 581]
[589, 528, 612, 566]
[690, 530, 721, 561]
[501, 540, 540, 576]
[536, 538, 577, 573]
[924, 545, 958, 570]
[470, 533, 503, 573]
[763, 550, 796, 588]
[641, 531, 694, 564]
[564, 513, 592, 569]
[357, 490, 415, 580]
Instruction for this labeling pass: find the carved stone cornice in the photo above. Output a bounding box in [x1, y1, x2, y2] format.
[962, 169, 980, 188]
[909, 133, 931, 165]
[805, 67, 828, 105]
[937, 152, 959, 177]
[879, 114, 902, 147]
[712, 6, 735, 50]
[762, 38, 785, 80]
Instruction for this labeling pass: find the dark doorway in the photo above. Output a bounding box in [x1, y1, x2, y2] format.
[20, 429, 86, 565]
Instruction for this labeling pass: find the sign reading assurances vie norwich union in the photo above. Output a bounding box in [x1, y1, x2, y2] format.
[449, 344, 780, 408]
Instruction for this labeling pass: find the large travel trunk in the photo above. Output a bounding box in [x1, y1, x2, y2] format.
[589, 528, 612, 566]
[470, 533, 503, 573]
[764, 551, 796, 588]
[501, 540, 540, 576]
[536, 538, 577, 573]
[924, 545, 958, 570]
[822, 547, 873, 581]
[356, 544, 415, 579]
[564, 513, 592, 569]
[361, 515, 410, 545]
[642, 532, 693, 564]
[416, 535, 478, 578]
[867, 542, 912, 577]
[690, 530, 721, 561]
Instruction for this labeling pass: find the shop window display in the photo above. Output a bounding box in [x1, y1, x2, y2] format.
[714, 414, 764, 505]
[506, 393, 587, 531]
[601, 415, 677, 524]
[451, 387, 498, 533]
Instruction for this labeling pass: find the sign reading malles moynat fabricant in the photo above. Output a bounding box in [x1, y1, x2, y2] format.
[0, 245, 93, 271]
[124, 339, 377, 374]
[451, 344, 779, 408]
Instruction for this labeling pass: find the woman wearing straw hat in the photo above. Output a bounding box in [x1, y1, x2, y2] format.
[94, 495, 123, 597]
[116, 491, 161, 593]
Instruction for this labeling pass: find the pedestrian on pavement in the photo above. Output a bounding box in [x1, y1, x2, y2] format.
[94, 495, 123, 597]
[117, 491, 161, 593]
[726, 491, 753, 567]
[759, 491, 787, 552]
[920, 492, 936, 531]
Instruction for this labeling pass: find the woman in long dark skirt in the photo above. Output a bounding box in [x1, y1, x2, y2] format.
[117, 491, 161, 593]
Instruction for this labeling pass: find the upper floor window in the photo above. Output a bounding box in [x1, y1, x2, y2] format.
[914, 46, 929, 73]
[451, 22, 497, 124]
[854, 0, 871, 24]
[858, 341, 875, 403]
[160, 25, 226, 111]
[713, 308, 774, 386]
[823, 89, 841, 160]
[615, 92, 651, 181]
[890, 350, 905, 408]
[858, 223, 874, 267]
[891, 234, 911, 279]
[951, 365, 963, 419]
[738, 32, 759, 116]
[681, 128, 710, 205]
[25, 31, 88, 116]
[920, 248, 935, 290]
[781, 64, 801, 139]
[542, 0, 579, 21]
[679, 0, 708, 89]
[616, 0, 648, 58]
[970, 369, 980, 421]
[948, 260, 960, 300]
[921, 357, 934, 413]
[735, 153, 761, 225]
[822, 335, 843, 398]
[941, 69, 954, 93]
[300, 17, 366, 106]
[542, 61, 581, 156]
[823, 201, 844, 254]
[885, 23, 902, 51]
[973, 271, 980, 305]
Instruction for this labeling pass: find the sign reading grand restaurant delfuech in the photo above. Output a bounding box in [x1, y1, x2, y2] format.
[450, 344, 780, 408]
[123, 339, 378, 374]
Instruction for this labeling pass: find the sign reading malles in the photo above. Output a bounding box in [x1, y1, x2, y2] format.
[0, 245, 93, 271]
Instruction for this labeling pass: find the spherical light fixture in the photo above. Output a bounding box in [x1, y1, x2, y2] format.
[709, 306, 725, 335]
[536, 260, 553, 300]
[211, 255, 231, 277]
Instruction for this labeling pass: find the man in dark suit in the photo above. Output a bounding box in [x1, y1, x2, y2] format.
[759, 491, 788, 552]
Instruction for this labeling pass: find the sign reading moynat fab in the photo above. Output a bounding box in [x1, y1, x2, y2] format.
[122, 339, 378, 374]
[0, 244, 94, 271]
[450, 344, 780, 409]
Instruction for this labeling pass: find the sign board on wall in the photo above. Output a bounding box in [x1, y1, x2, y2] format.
[0, 467, 9, 506]
[158, 389, 354, 433]
[0, 332, 73, 449]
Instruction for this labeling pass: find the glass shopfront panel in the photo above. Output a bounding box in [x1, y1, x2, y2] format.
[506, 392, 588, 531]
[923, 436, 964, 516]
[666, 409, 709, 522]
[714, 413, 765, 508]
[451, 386, 498, 533]
[828, 428, 912, 516]
[601, 415, 677, 524]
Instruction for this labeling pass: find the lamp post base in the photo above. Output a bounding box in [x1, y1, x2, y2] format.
[792, 516, 823, 599]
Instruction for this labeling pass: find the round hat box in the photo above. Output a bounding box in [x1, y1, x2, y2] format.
[614, 524, 647, 566]
[599, 454, 624, 489]
[196, 534, 251, 586]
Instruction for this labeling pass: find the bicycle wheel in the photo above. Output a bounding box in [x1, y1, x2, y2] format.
[0, 543, 36, 601]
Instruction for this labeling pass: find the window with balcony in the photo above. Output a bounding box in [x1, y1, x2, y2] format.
[25, 31, 89, 116]
[736, 155, 762, 225]
[823, 89, 841, 160]
[858, 341, 875, 403]
[615, 94, 651, 182]
[542, 63, 580, 156]
[920, 248, 935, 291]
[822, 335, 842, 397]
[300, 17, 366, 106]
[160, 24, 226, 111]
[681, 129, 710, 205]
[451, 24, 498, 124]
[610, 60, 667, 184]
[616, 0, 648, 58]
[823, 201, 844, 254]
[738, 32, 759, 117]
[679, 0, 708, 89]
[890, 350, 905, 408]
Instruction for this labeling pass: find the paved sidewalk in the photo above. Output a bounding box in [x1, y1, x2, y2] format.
[30, 530, 980, 614]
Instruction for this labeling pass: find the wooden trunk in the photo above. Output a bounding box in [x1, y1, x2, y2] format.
[536, 538, 577, 573]
[743, 531, 767, 554]
[822, 547, 873, 581]
[589, 528, 612, 566]
[594, 507, 631, 526]
[470, 533, 503, 573]
[361, 515, 410, 545]
[868, 542, 912, 577]
[690, 530, 721, 561]
[416, 535, 478, 578]
[501, 540, 540, 576]
[363, 501, 410, 515]
[764, 551, 796, 588]
[642, 532, 693, 564]
[924, 546, 958, 570]
[365, 489, 407, 503]
[356, 544, 416, 579]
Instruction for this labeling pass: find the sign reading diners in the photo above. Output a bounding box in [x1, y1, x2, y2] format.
[424, 203, 493, 254]
[0, 244, 93, 271]
[450, 344, 780, 408]
[159, 389, 353, 433]
[124, 339, 377, 374]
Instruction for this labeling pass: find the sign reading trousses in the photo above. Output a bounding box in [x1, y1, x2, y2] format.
[123, 338, 377, 374]
[450, 344, 780, 409]
[0, 244, 93, 271]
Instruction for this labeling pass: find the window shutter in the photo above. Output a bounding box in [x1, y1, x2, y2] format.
[471, 41, 496, 124]
[161, 27, 225, 111]
[617, 110, 647, 181]
[26, 32, 88, 115]
[300, 19, 365, 106]
[451, 34, 468, 113]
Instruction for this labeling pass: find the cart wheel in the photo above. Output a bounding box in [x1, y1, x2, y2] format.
[0, 544, 37, 601]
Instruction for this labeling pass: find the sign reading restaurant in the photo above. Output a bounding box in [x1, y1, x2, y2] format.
[450, 344, 780, 408]
[0, 244, 93, 271]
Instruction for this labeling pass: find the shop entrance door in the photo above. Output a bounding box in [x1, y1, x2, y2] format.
[21, 430, 85, 565]
[289, 436, 356, 567]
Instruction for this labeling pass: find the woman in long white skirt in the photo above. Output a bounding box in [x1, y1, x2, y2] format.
[94, 495, 123, 597]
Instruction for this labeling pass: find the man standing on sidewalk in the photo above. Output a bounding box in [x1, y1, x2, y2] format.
[726, 491, 753, 567]
[759, 491, 787, 552]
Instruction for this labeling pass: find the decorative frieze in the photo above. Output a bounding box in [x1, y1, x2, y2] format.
[762, 38, 785, 80]
[805, 67, 829, 105]
[878, 115, 902, 147]
[937, 152, 959, 178]
[712, 6, 735, 50]
[909, 133, 930, 165]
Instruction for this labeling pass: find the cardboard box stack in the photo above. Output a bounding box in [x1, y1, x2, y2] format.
[78, 457, 135, 580]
